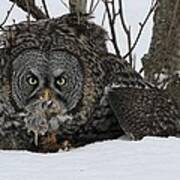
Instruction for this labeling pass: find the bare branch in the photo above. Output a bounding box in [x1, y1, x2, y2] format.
[59, 0, 69, 9]
[118, 0, 133, 65]
[103, 0, 122, 58]
[9, 0, 48, 20]
[118, 0, 128, 35]
[127, 26, 133, 65]
[123, 1, 158, 59]
[89, 0, 100, 15]
[89, 0, 95, 13]
[41, 0, 50, 18]
[0, 3, 15, 30]
[101, 9, 107, 26]
[151, 0, 157, 7]
[25, 0, 30, 26]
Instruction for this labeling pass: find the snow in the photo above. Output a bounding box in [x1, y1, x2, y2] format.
[0, 137, 180, 180]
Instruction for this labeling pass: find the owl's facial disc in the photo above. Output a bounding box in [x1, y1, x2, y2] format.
[11, 50, 84, 141]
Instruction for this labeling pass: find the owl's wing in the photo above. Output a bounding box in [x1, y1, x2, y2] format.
[101, 53, 152, 89]
[0, 90, 18, 148]
[101, 54, 180, 139]
[107, 87, 180, 140]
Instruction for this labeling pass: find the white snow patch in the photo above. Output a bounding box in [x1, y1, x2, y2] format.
[0, 137, 180, 180]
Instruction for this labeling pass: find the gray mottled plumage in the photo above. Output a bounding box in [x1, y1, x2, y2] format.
[0, 14, 124, 152]
[0, 14, 179, 152]
[108, 87, 180, 140]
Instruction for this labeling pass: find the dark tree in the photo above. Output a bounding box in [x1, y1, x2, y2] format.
[142, 0, 180, 104]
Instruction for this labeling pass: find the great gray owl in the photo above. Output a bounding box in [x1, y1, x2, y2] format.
[0, 14, 180, 152]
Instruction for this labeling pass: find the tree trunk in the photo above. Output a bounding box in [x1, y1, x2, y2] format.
[69, 0, 87, 23]
[142, 0, 180, 88]
[69, 0, 87, 14]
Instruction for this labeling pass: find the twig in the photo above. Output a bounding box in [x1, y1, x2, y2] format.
[112, 0, 116, 21]
[123, 1, 158, 59]
[89, 0, 95, 14]
[118, 0, 128, 38]
[59, 0, 69, 9]
[25, 0, 30, 27]
[9, 0, 47, 20]
[127, 26, 133, 65]
[118, 0, 133, 65]
[132, 54, 137, 70]
[101, 9, 107, 26]
[103, 0, 122, 58]
[151, 0, 156, 7]
[0, 3, 15, 30]
[89, 0, 100, 14]
[42, 0, 50, 18]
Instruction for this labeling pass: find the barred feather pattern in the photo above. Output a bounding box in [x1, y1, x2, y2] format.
[108, 87, 180, 140]
[0, 14, 177, 152]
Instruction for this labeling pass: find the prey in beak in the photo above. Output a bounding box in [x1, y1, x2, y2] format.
[24, 88, 71, 150]
[25, 113, 49, 146]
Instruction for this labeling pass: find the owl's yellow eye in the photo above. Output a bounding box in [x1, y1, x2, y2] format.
[27, 76, 38, 86]
[56, 77, 66, 86]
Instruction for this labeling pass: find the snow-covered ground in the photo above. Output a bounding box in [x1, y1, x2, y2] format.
[0, 137, 180, 180]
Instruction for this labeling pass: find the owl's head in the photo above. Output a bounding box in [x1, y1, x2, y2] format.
[12, 49, 83, 111]
[1, 15, 104, 150]
[11, 49, 84, 143]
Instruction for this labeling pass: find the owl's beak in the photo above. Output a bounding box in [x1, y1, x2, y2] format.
[39, 88, 63, 114]
[39, 88, 52, 101]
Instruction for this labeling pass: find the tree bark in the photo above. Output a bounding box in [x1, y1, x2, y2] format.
[142, 0, 180, 106]
[142, 0, 180, 86]
[69, 0, 88, 23]
[69, 0, 87, 14]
